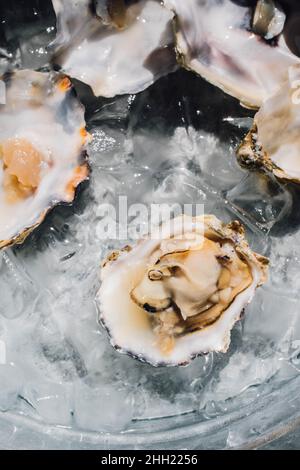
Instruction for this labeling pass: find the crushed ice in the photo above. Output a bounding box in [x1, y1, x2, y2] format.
[0, 2, 300, 438]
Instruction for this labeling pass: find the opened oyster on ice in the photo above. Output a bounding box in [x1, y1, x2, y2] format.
[0, 69, 89, 249]
[238, 64, 300, 183]
[97, 215, 268, 366]
[165, 0, 299, 108]
[161, 0, 300, 183]
[51, 0, 177, 97]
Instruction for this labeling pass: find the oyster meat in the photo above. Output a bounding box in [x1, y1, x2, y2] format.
[51, 0, 177, 98]
[97, 215, 268, 366]
[0, 70, 89, 249]
[238, 64, 300, 183]
[164, 0, 299, 108]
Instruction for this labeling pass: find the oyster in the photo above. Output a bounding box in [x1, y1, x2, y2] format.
[51, 0, 177, 98]
[252, 0, 286, 40]
[50, 0, 93, 49]
[0, 70, 89, 249]
[92, 0, 128, 27]
[238, 64, 300, 182]
[97, 215, 268, 366]
[51, 0, 129, 48]
[164, 0, 299, 108]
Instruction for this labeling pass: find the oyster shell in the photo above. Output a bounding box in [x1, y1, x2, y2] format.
[164, 0, 298, 108]
[51, 0, 177, 98]
[92, 0, 128, 27]
[97, 215, 268, 366]
[50, 0, 93, 49]
[238, 64, 300, 183]
[0, 70, 89, 249]
[252, 0, 286, 40]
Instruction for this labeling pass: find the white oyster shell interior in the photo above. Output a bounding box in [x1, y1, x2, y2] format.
[164, 0, 299, 107]
[255, 64, 300, 181]
[98, 215, 267, 366]
[0, 70, 88, 247]
[52, 0, 177, 98]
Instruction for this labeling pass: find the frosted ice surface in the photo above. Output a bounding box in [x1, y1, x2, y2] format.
[74, 382, 133, 432]
[201, 351, 280, 407]
[0, 364, 23, 411]
[24, 381, 73, 426]
[0, 252, 39, 320]
[0, 16, 299, 434]
[226, 173, 293, 232]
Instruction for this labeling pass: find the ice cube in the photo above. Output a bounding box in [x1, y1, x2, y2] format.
[0, 251, 39, 320]
[194, 132, 245, 192]
[200, 350, 280, 411]
[89, 125, 133, 170]
[226, 173, 293, 232]
[133, 394, 195, 421]
[39, 326, 88, 382]
[0, 364, 23, 411]
[269, 232, 300, 296]
[23, 381, 73, 426]
[19, 34, 53, 69]
[244, 286, 300, 351]
[149, 167, 207, 206]
[74, 382, 133, 432]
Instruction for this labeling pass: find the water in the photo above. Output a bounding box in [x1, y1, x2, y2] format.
[0, 1, 300, 438]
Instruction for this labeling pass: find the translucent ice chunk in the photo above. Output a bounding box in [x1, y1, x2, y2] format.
[23, 381, 73, 426]
[0, 364, 23, 411]
[38, 317, 88, 382]
[89, 127, 131, 170]
[200, 351, 280, 409]
[149, 168, 207, 206]
[73, 382, 133, 432]
[193, 132, 245, 191]
[226, 173, 293, 232]
[134, 393, 195, 421]
[19, 33, 54, 69]
[0, 251, 39, 320]
[0, 0, 56, 69]
[244, 286, 300, 350]
[269, 233, 300, 297]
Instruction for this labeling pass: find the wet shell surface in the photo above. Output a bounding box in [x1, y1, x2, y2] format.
[238, 64, 300, 183]
[0, 69, 89, 249]
[52, 0, 177, 98]
[164, 0, 299, 108]
[97, 215, 268, 366]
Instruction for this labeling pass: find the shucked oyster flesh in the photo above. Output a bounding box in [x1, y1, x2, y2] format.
[51, 0, 177, 98]
[97, 215, 268, 366]
[164, 0, 299, 108]
[0, 70, 89, 249]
